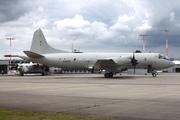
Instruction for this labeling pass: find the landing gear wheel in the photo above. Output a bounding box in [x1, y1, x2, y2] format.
[152, 73, 157, 77]
[104, 73, 110, 78]
[104, 72, 113, 78]
[109, 72, 113, 78]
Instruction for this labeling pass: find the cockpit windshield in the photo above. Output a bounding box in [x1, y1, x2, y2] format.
[158, 54, 167, 59]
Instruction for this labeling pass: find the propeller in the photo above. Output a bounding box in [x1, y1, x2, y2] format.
[131, 52, 138, 74]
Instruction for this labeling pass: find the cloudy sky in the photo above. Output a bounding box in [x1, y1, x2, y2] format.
[0, 0, 180, 60]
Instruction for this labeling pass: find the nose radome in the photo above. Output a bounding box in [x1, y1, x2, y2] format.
[170, 61, 175, 66]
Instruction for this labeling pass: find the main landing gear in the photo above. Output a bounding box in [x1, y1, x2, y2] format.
[104, 72, 114, 78]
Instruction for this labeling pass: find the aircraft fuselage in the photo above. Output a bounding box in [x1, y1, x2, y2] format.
[23, 52, 174, 72]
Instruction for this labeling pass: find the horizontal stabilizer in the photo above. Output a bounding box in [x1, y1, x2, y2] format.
[4, 54, 20, 57]
[23, 51, 44, 58]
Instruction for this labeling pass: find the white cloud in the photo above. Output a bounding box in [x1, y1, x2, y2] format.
[54, 14, 90, 29]
[170, 12, 175, 22]
[37, 6, 44, 12]
[110, 23, 131, 32]
[118, 15, 135, 23]
[33, 19, 49, 28]
[134, 22, 152, 32]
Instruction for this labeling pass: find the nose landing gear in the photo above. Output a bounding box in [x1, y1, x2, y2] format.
[152, 71, 158, 77]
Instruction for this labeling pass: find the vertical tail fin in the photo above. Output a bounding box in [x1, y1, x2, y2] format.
[30, 29, 69, 54]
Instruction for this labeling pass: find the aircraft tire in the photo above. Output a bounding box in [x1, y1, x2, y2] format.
[104, 73, 110, 78]
[152, 73, 157, 77]
[104, 72, 113, 78]
[109, 72, 113, 78]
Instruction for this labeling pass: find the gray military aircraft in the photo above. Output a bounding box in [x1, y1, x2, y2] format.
[4, 29, 175, 78]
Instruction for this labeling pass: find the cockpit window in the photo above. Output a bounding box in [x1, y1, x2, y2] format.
[158, 54, 167, 59]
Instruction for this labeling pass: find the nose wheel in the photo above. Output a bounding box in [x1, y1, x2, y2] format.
[152, 72, 157, 77]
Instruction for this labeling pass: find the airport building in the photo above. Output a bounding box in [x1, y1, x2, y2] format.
[0, 59, 30, 74]
[0, 60, 9, 74]
[172, 60, 180, 72]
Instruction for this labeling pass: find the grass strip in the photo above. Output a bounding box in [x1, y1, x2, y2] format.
[0, 108, 113, 120]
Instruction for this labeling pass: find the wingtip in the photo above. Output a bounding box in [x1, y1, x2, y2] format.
[3, 54, 20, 57]
[3, 54, 11, 57]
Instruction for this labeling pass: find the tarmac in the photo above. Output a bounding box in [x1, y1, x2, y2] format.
[0, 73, 180, 120]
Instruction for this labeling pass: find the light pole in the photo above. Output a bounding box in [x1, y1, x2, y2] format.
[139, 34, 148, 53]
[164, 30, 169, 72]
[6, 37, 14, 73]
[164, 30, 169, 59]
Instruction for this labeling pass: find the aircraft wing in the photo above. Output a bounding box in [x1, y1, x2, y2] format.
[23, 51, 44, 58]
[94, 58, 118, 70]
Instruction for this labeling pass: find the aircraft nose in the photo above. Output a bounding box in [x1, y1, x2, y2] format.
[169, 61, 175, 67]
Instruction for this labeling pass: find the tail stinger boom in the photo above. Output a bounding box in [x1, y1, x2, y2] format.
[30, 29, 69, 54]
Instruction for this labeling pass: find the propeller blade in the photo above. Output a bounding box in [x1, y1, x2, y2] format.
[133, 52, 135, 74]
[134, 62, 136, 74]
[131, 52, 138, 74]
